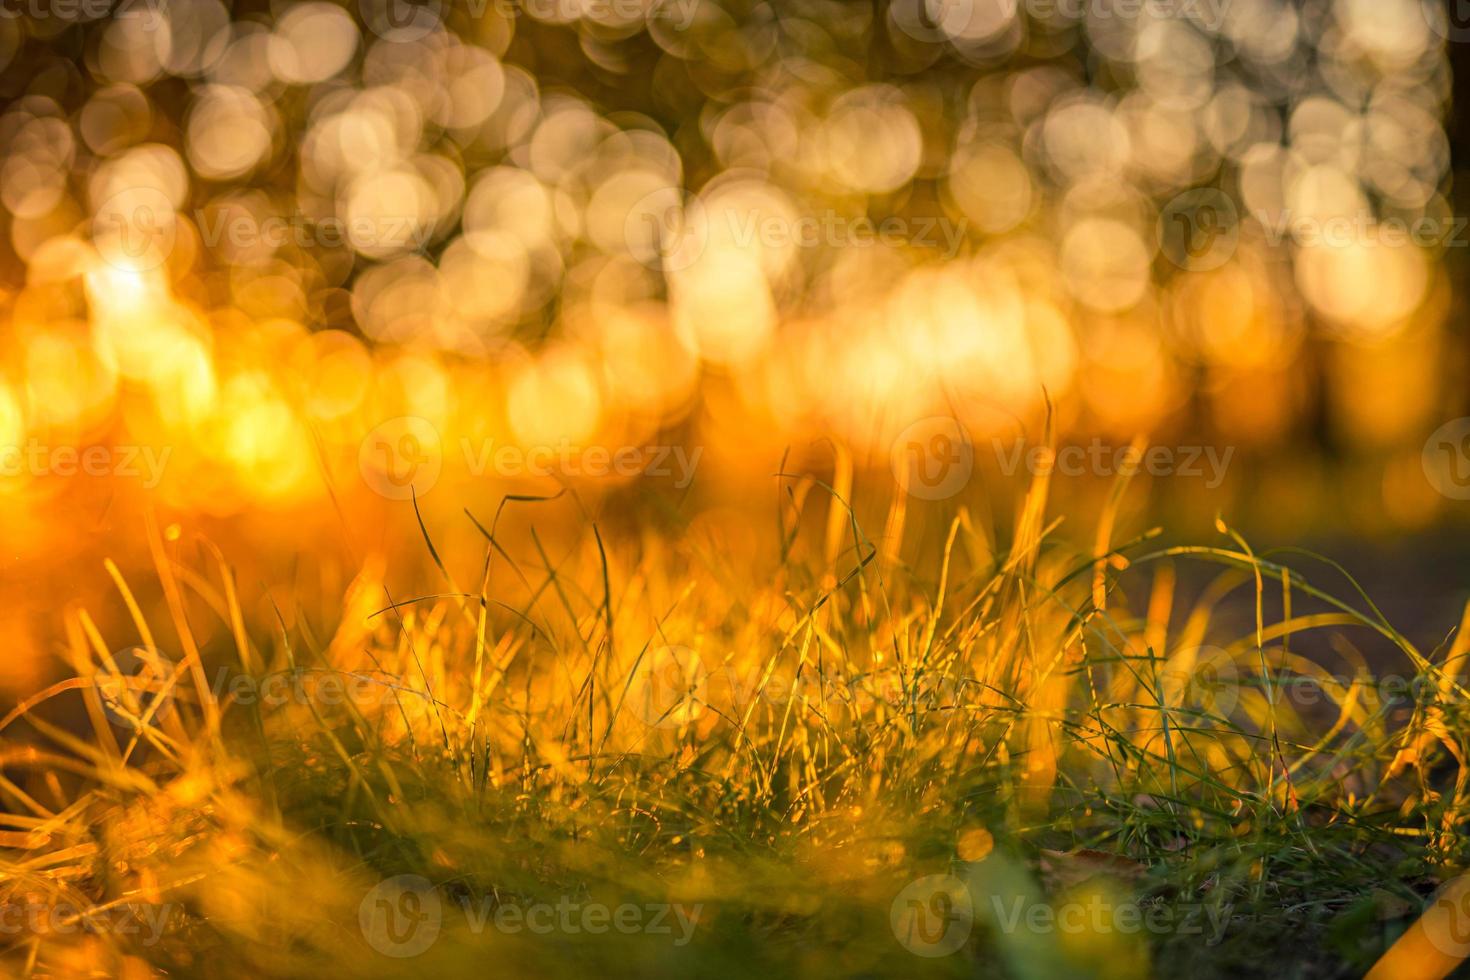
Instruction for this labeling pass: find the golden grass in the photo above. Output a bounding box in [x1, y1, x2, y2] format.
[2, 467, 1468, 978]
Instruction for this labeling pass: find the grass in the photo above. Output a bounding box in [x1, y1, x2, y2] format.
[2, 462, 1468, 979]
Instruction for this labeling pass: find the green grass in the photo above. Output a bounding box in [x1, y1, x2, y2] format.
[2, 474, 1468, 979]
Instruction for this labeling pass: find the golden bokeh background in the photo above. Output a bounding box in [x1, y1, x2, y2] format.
[0, 0, 1466, 694]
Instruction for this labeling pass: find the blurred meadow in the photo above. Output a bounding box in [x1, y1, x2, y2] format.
[2, 0, 1470, 976]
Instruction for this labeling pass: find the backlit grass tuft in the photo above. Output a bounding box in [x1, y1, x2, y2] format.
[3, 469, 1468, 979]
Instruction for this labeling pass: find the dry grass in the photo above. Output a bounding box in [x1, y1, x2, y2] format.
[2, 465, 1468, 979]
